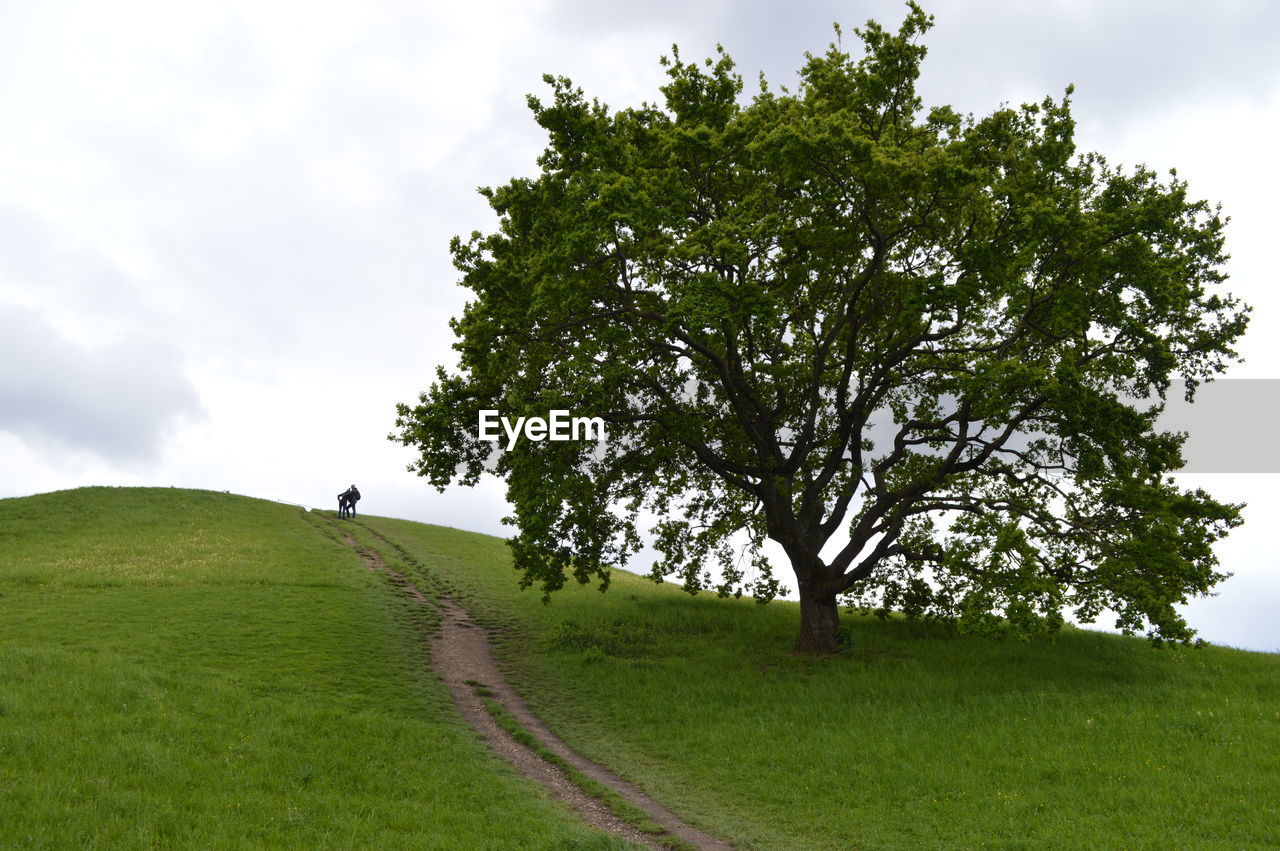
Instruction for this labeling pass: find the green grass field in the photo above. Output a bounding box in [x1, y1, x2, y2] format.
[0, 487, 632, 849]
[356, 515, 1280, 850]
[4, 487, 1279, 848]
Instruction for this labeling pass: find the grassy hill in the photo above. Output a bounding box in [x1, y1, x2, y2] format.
[0, 487, 630, 849]
[4, 487, 1279, 848]
[352, 516, 1280, 849]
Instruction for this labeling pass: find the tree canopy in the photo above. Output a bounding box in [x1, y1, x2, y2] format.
[393, 4, 1249, 654]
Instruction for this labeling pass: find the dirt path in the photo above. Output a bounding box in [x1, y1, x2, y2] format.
[338, 528, 733, 851]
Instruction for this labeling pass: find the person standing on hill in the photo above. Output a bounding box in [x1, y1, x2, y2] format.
[338, 485, 361, 519]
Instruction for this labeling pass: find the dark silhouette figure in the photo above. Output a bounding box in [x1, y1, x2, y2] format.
[338, 484, 361, 519]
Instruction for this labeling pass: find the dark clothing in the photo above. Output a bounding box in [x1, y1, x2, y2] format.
[338, 486, 361, 519]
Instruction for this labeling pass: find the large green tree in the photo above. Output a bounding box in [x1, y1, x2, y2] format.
[393, 5, 1248, 654]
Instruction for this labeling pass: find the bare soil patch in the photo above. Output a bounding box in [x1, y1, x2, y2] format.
[338, 528, 732, 850]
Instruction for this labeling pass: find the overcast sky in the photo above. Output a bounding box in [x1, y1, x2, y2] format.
[2, 0, 1278, 651]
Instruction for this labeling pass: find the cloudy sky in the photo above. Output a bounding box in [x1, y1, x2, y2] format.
[3, 0, 1278, 651]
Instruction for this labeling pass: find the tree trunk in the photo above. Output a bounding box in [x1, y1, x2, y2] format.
[794, 589, 841, 655]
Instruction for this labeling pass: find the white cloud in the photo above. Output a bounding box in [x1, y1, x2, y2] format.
[0, 303, 203, 462]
